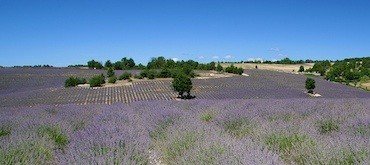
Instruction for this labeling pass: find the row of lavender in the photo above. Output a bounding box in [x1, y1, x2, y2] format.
[1, 69, 369, 108]
[1, 98, 369, 164]
[0, 67, 140, 95]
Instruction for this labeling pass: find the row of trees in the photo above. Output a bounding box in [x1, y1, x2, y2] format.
[305, 57, 370, 85]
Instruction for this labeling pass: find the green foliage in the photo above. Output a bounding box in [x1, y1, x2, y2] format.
[318, 119, 339, 134]
[64, 77, 86, 87]
[190, 145, 225, 164]
[107, 67, 115, 77]
[163, 132, 196, 162]
[89, 74, 105, 87]
[104, 60, 113, 68]
[147, 70, 158, 79]
[0, 142, 54, 164]
[225, 65, 243, 75]
[216, 63, 223, 72]
[200, 113, 214, 122]
[87, 60, 103, 69]
[310, 61, 331, 76]
[134, 74, 143, 79]
[264, 133, 315, 163]
[172, 73, 193, 98]
[118, 72, 132, 80]
[113, 57, 136, 70]
[158, 68, 172, 78]
[0, 125, 11, 137]
[139, 69, 158, 79]
[298, 65, 305, 72]
[305, 78, 315, 93]
[223, 117, 253, 138]
[38, 126, 69, 149]
[265, 134, 308, 153]
[108, 76, 117, 84]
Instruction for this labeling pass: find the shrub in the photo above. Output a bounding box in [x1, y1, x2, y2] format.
[158, 68, 172, 78]
[134, 74, 143, 79]
[65, 77, 86, 87]
[108, 76, 117, 84]
[298, 66, 305, 72]
[318, 119, 339, 134]
[89, 74, 105, 87]
[225, 65, 244, 75]
[147, 70, 158, 79]
[172, 73, 193, 99]
[107, 67, 115, 77]
[118, 72, 132, 80]
[305, 78, 315, 94]
[216, 63, 223, 72]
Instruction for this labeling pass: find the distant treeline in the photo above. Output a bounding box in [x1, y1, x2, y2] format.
[77, 56, 221, 71]
[10, 65, 54, 68]
[222, 58, 335, 64]
[307, 57, 370, 84]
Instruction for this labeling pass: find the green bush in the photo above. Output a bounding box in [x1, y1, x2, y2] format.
[118, 72, 132, 80]
[172, 73, 193, 98]
[145, 70, 158, 79]
[89, 74, 105, 87]
[298, 66, 305, 72]
[107, 68, 115, 77]
[216, 63, 223, 72]
[65, 77, 86, 87]
[158, 68, 172, 78]
[108, 76, 117, 84]
[225, 65, 244, 75]
[305, 78, 315, 94]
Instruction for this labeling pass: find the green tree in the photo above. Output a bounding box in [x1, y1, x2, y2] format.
[87, 60, 103, 69]
[172, 73, 193, 99]
[89, 74, 105, 87]
[104, 60, 113, 68]
[305, 78, 316, 94]
[298, 66, 305, 72]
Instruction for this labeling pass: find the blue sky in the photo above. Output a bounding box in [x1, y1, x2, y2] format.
[0, 0, 370, 66]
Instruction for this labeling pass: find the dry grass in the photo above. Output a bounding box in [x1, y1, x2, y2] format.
[221, 63, 315, 73]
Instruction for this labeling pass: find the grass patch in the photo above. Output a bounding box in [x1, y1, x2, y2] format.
[265, 133, 315, 164]
[0, 126, 11, 137]
[38, 125, 69, 149]
[222, 117, 253, 138]
[317, 119, 339, 134]
[200, 113, 214, 122]
[0, 142, 54, 164]
[355, 123, 370, 137]
[163, 132, 197, 163]
[329, 149, 368, 165]
[149, 118, 175, 140]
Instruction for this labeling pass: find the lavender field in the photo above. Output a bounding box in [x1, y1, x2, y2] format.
[1, 68, 370, 164]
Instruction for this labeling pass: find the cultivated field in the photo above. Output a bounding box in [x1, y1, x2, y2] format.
[0, 67, 369, 164]
[221, 63, 315, 73]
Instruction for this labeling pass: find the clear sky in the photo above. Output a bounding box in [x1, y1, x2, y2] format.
[1, 0, 370, 67]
